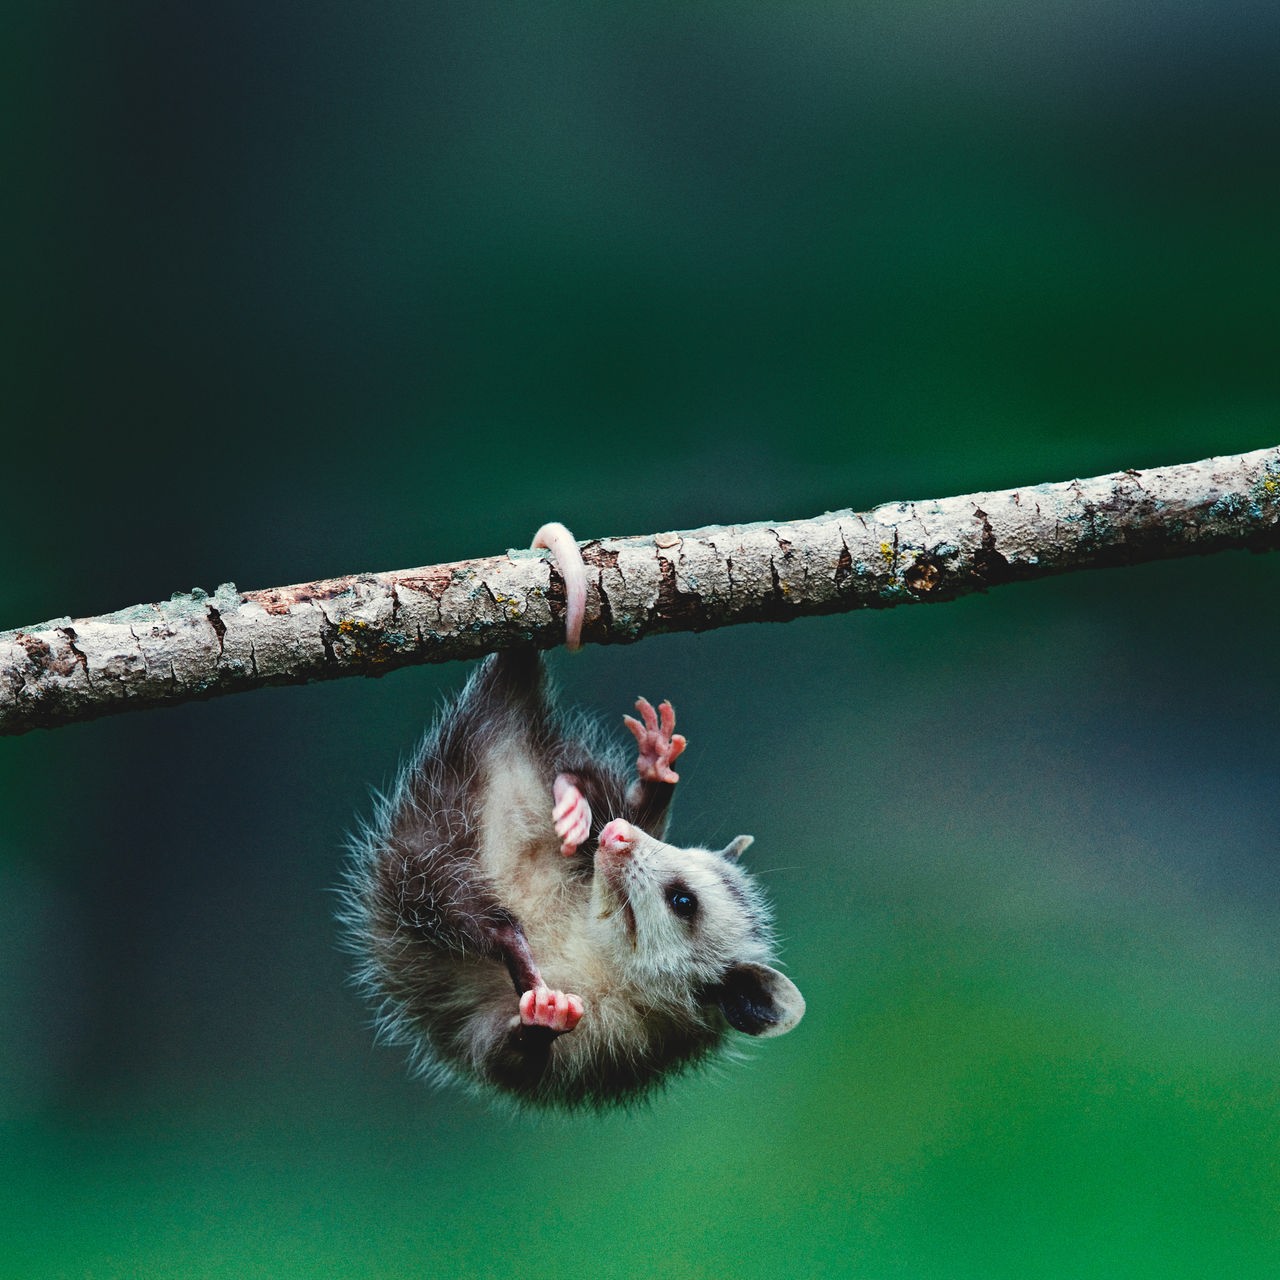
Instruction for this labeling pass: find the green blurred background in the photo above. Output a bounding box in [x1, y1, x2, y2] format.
[3, 3, 1279, 1276]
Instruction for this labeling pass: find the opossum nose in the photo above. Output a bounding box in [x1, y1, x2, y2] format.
[597, 819, 637, 858]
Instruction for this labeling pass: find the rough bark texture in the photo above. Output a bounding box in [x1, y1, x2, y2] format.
[3, 445, 1277, 736]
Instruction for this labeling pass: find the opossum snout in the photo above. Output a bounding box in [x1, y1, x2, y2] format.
[596, 819, 637, 859]
[593, 820, 640, 936]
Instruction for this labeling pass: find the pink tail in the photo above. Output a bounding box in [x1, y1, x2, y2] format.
[531, 522, 587, 651]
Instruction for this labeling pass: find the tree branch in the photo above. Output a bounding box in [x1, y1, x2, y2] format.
[3, 445, 1277, 736]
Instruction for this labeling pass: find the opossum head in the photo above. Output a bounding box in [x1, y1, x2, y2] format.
[589, 819, 805, 1039]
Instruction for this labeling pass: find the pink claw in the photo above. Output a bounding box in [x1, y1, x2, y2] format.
[623, 696, 687, 785]
[520, 987, 585, 1034]
[552, 774, 592, 857]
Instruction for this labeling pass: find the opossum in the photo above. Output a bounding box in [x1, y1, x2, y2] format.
[343, 524, 805, 1110]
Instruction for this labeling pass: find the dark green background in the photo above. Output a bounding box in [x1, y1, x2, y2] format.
[3, 4, 1279, 1277]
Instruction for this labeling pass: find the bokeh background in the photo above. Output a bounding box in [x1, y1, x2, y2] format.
[3, 3, 1279, 1276]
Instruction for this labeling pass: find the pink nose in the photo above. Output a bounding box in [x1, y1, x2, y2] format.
[597, 819, 636, 857]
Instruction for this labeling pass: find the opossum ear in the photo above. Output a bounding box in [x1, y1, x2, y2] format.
[718, 835, 754, 860]
[716, 963, 806, 1038]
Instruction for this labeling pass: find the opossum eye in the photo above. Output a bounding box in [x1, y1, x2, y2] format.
[666, 883, 698, 921]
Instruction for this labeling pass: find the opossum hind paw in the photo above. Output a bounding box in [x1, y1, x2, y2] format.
[520, 987, 585, 1034]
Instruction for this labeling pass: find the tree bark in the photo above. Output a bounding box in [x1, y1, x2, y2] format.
[3, 445, 1277, 736]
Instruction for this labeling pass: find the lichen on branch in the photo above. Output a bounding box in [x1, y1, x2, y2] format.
[2, 445, 1277, 736]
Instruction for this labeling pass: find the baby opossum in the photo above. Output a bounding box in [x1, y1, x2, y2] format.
[344, 523, 804, 1110]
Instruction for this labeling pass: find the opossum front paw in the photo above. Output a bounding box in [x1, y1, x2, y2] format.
[552, 774, 592, 857]
[623, 697, 687, 785]
[520, 986, 584, 1034]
